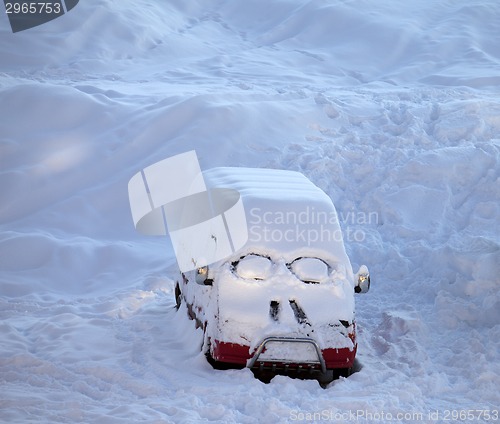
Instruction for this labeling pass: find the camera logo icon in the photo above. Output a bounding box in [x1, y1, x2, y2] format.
[128, 151, 249, 273]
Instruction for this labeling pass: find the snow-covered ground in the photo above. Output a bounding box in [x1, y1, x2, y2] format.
[1, 1, 499, 422]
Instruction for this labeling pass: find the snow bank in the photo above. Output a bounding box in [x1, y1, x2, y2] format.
[1, 0, 499, 421]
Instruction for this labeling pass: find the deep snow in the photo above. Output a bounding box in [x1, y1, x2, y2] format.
[1, 0, 499, 423]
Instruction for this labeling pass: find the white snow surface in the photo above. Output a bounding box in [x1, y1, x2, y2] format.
[1, 0, 499, 423]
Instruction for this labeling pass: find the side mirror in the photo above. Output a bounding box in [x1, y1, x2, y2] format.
[354, 265, 370, 293]
[195, 266, 213, 286]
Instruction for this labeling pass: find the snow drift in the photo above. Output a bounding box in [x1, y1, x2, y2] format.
[1, 0, 499, 422]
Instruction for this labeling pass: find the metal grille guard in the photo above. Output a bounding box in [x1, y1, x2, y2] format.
[247, 336, 327, 374]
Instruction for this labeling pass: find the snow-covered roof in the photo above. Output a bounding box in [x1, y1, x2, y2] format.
[203, 167, 351, 267]
[203, 167, 332, 205]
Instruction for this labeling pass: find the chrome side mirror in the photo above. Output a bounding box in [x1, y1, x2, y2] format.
[355, 265, 370, 293]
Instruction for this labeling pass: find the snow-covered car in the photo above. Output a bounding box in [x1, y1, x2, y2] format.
[174, 167, 370, 379]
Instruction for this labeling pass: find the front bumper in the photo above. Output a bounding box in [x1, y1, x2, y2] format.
[211, 337, 357, 371]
